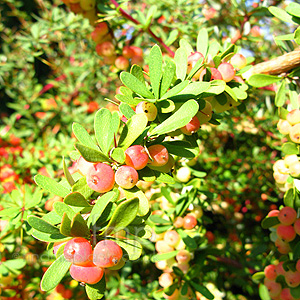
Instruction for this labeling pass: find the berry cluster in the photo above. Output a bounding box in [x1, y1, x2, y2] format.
[264, 206, 300, 299]
[59, 238, 123, 285]
[277, 109, 300, 144]
[76, 142, 171, 192]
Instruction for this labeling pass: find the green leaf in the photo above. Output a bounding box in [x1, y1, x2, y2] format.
[75, 143, 111, 163]
[63, 157, 75, 186]
[282, 142, 299, 155]
[220, 44, 236, 60]
[114, 238, 143, 260]
[261, 216, 280, 229]
[123, 186, 149, 216]
[120, 72, 155, 99]
[284, 189, 295, 208]
[115, 92, 140, 106]
[54, 201, 76, 219]
[160, 61, 176, 96]
[3, 259, 26, 270]
[94, 109, 120, 156]
[85, 277, 106, 300]
[149, 215, 171, 224]
[118, 114, 148, 149]
[159, 100, 175, 113]
[197, 28, 209, 57]
[87, 191, 119, 227]
[155, 171, 176, 184]
[72, 123, 98, 150]
[269, 6, 297, 24]
[259, 284, 271, 300]
[111, 148, 125, 164]
[42, 211, 62, 225]
[295, 27, 300, 45]
[286, 3, 300, 18]
[293, 241, 300, 260]
[119, 103, 136, 120]
[28, 216, 60, 234]
[130, 64, 145, 83]
[173, 82, 210, 101]
[137, 167, 156, 182]
[64, 192, 91, 207]
[178, 228, 197, 249]
[180, 39, 194, 56]
[186, 58, 204, 80]
[100, 198, 139, 236]
[150, 100, 199, 136]
[72, 177, 94, 199]
[247, 74, 281, 88]
[291, 285, 300, 299]
[201, 80, 226, 97]
[190, 281, 214, 299]
[151, 251, 179, 262]
[163, 141, 195, 158]
[174, 48, 188, 81]
[40, 254, 72, 291]
[34, 175, 70, 198]
[252, 271, 265, 283]
[60, 213, 72, 236]
[70, 213, 90, 237]
[207, 41, 220, 58]
[32, 230, 70, 243]
[160, 80, 189, 100]
[149, 45, 163, 99]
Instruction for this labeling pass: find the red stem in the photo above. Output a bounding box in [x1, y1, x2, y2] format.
[110, 0, 175, 57]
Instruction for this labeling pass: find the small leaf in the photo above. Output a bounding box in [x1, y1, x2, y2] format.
[130, 65, 145, 83]
[123, 186, 149, 216]
[75, 143, 111, 163]
[150, 100, 199, 136]
[151, 251, 179, 262]
[3, 259, 26, 270]
[275, 80, 286, 107]
[100, 198, 139, 236]
[160, 80, 189, 100]
[259, 284, 271, 300]
[118, 114, 148, 149]
[174, 48, 188, 81]
[282, 142, 299, 155]
[261, 216, 280, 229]
[190, 282, 214, 300]
[149, 215, 171, 224]
[40, 255, 72, 291]
[60, 213, 72, 236]
[72, 123, 98, 150]
[119, 103, 136, 120]
[252, 271, 265, 283]
[70, 213, 90, 237]
[32, 230, 69, 243]
[201, 80, 226, 97]
[63, 157, 75, 186]
[42, 211, 61, 225]
[269, 6, 297, 24]
[286, 3, 300, 19]
[85, 277, 106, 300]
[120, 72, 155, 99]
[115, 238, 143, 261]
[295, 27, 300, 45]
[149, 45, 163, 99]
[54, 202, 76, 219]
[178, 228, 197, 249]
[160, 61, 176, 96]
[27, 216, 60, 234]
[87, 191, 119, 227]
[94, 109, 120, 156]
[171, 82, 210, 102]
[291, 285, 300, 299]
[248, 74, 281, 88]
[111, 148, 126, 164]
[197, 28, 209, 57]
[72, 177, 94, 199]
[34, 175, 70, 198]
[163, 141, 196, 158]
[64, 192, 91, 207]
[155, 171, 176, 184]
[284, 189, 295, 208]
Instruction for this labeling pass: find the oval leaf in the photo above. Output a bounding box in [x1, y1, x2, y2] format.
[149, 45, 163, 99]
[248, 74, 281, 88]
[72, 123, 98, 150]
[150, 100, 199, 136]
[28, 216, 60, 234]
[40, 254, 72, 292]
[75, 143, 111, 163]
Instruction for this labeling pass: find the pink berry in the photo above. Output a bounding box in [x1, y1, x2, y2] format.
[287, 109, 300, 126]
[176, 250, 191, 264]
[187, 52, 205, 79]
[115, 165, 139, 189]
[96, 41, 115, 57]
[217, 62, 236, 82]
[93, 240, 123, 268]
[164, 230, 180, 247]
[180, 116, 200, 135]
[280, 288, 294, 300]
[230, 53, 247, 70]
[275, 238, 291, 254]
[155, 240, 174, 253]
[295, 219, 300, 235]
[276, 225, 296, 242]
[290, 124, 300, 144]
[125, 145, 149, 170]
[69, 263, 104, 284]
[159, 272, 173, 288]
[86, 163, 115, 193]
[296, 260, 300, 272]
[148, 145, 169, 167]
[115, 56, 129, 70]
[264, 279, 282, 298]
[174, 217, 184, 228]
[76, 156, 95, 176]
[64, 238, 93, 266]
[276, 261, 286, 276]
[264, 264, 277, 280]
[183, 214, 197, 229]
[278, 207, 297, 225]
[285, 270, 300, 288]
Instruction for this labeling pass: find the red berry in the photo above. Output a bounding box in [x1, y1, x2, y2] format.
[69, 263, 104, 284]
[93, 240, 123, 268]
[125, 145, 149, 170]
[148, 145, 169, 167]
[86, 163, 115, 193]
[217, 62, 236, 82]
[183, 214, 197, 229]
[63, 238, 93, 266]
[115, 165, 139, 189]
[278, 207, 297, 225]
[181, 116, 200, 135]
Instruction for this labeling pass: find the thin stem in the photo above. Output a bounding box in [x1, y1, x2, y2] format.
[110, 0, 175, 57]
